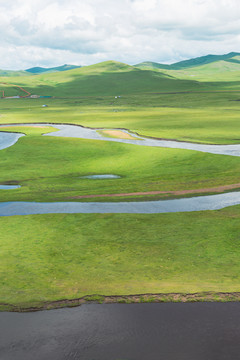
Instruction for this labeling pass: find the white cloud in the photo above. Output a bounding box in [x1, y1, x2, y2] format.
[0, 0, 240, 69]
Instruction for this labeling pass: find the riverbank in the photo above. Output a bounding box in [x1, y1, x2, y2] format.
[2, 292, 240, 312]
[69, 182, 240, 199]
[1, 208, 240, 310]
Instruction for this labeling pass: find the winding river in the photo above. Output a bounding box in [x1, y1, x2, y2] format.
[0, 122, 240, 156]
[0, 191, 240, 216]
[1, 124, 240, 215]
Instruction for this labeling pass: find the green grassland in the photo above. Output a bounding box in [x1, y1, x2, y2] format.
[0, 126, 240, 202]
[0, 206, 239, 309]
[0, 58, 240, 308]
[1, 91, 240, 144]
[0, 61, 210, 98]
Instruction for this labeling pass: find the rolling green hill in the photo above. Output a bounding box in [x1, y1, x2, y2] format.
[135, 52, 240, 70]
[2, 54, 240, 99]
[160, 58, 240, 82]
[135, 53, 240, 83]
[0, 60, 209, 98]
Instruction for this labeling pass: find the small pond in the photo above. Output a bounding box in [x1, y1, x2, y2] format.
[0, 185, 20, 190]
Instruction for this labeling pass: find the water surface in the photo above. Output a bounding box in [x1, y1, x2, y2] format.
[0, 191, 240, 216]
[0, 132, 24, 150]
[0, 185, 20, 190]
[1, 123, 240, 156]
[1, 303, 240, 360]
[45, 124, 240, 157]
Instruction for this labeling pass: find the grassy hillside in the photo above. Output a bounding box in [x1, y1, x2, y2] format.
[0, 83, 30, 98]
[162, 59, 240, 82]
[134, 61, 171, 70]
[135, 54, 240, 83]
[0, 61, 210, 98]
[135, 52, 240, 70]
[2, 57, 240, 98]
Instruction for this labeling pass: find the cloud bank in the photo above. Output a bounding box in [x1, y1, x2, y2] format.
[1, 0, 240, 69]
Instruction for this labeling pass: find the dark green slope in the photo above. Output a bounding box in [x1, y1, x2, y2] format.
[19, 61, 207, 97]
[170, 52, 240, 69]
[135, 52, 240, 70]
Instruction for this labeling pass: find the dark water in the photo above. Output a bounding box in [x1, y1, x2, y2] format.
[1, 303, 240, 360]
[0, 191, 240, 216]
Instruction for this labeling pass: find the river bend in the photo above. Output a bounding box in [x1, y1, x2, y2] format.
[0, 123, 240, 156]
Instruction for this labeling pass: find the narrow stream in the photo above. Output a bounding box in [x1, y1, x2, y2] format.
[0, 191, 240, 216]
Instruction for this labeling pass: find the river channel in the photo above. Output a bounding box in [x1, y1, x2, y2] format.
[0, 191, 240, 216]
[1, 124, 240, 215]
[1, 123, 240, 156]
[1, 303, 240, 360]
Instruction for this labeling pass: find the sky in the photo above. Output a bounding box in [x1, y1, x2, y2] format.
[0, 0, 240, 69]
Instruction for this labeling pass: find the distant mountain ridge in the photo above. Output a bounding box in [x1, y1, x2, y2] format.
[135, 52, 240, 70]
[1, 52, 240, 79]
[25, 64, 82, 74]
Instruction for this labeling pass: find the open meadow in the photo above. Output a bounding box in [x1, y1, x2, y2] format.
[0, 60, 240, 309]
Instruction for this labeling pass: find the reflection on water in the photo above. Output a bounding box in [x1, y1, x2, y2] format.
[1, 303, 240, 360]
